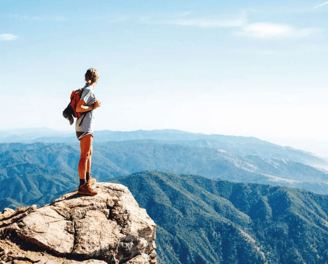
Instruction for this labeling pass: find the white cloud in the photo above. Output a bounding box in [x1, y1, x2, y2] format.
[0, 34, 18, 41]
[235, 23, 321, 38]
[147, 11, 320, 39]
[161, 18, 245, 28]
[244, 8, 264, 13]
[178, 11, 194, 17]
[152, 12, 247, 28]
[314, 1, 328, 9]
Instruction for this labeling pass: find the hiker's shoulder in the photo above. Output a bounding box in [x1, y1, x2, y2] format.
[83, 85, 93, 91]
[82, 86, 93, 95]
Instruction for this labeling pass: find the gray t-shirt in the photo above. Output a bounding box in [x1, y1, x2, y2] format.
[75, 86, 96, 133]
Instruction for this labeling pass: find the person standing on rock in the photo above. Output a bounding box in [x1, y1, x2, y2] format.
[76, 68, 101, 196]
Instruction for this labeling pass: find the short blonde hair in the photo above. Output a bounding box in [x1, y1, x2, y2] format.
[85, 68, 99, 84]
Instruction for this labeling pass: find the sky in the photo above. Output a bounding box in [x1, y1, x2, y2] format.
[2, 0, 328, 156]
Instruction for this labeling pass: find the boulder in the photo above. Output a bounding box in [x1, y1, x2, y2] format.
[0, 183, 157, 264]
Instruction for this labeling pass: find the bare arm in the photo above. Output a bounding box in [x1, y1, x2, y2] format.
[76, 100, 101, 113]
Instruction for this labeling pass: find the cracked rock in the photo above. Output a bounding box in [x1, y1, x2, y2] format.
[0, 182, 157, 264]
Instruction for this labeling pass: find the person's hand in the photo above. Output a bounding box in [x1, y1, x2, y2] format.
[94, 100, 101, 109]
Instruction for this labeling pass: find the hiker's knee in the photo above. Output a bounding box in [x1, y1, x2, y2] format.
[79, 155, 87, 164]
[81, 150, 91, 160]
[85, 148, 92, 158]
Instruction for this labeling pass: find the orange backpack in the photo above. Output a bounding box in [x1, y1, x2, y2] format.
[63, 88, 85, 125]
[69, 89, 84, 118]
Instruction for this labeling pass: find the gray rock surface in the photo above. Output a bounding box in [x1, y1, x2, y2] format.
[0, 183, 157, 264]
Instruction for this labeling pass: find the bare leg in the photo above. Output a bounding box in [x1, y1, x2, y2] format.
[86, 144, 93, 174]
[78, 134, 93, 180]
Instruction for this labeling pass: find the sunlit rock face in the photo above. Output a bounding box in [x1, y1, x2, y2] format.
[0, 182, 157, 264]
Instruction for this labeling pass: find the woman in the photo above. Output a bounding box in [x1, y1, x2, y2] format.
[76, 68, 101, 196]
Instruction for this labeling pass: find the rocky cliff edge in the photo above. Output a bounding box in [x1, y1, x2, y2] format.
[0, 182, 157, 264]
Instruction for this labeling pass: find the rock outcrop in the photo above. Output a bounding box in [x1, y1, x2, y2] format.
[0, 183, 157, 264]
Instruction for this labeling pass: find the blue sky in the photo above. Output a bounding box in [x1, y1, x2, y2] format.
[2, 0, 328, 155]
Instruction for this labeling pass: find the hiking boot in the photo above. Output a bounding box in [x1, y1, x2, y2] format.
[87, 173, 97, 185]
[78, 183, 97, 196]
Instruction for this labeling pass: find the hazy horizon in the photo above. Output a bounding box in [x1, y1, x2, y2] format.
[2, 126, 328, 159]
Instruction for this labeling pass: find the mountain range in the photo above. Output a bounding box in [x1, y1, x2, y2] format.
[114, 171, 328, 264]
[0, 129, 325, 163]
[1, 133, 328, 212]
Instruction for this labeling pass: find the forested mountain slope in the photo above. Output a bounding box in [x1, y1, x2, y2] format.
[115, 172, 328, 264]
